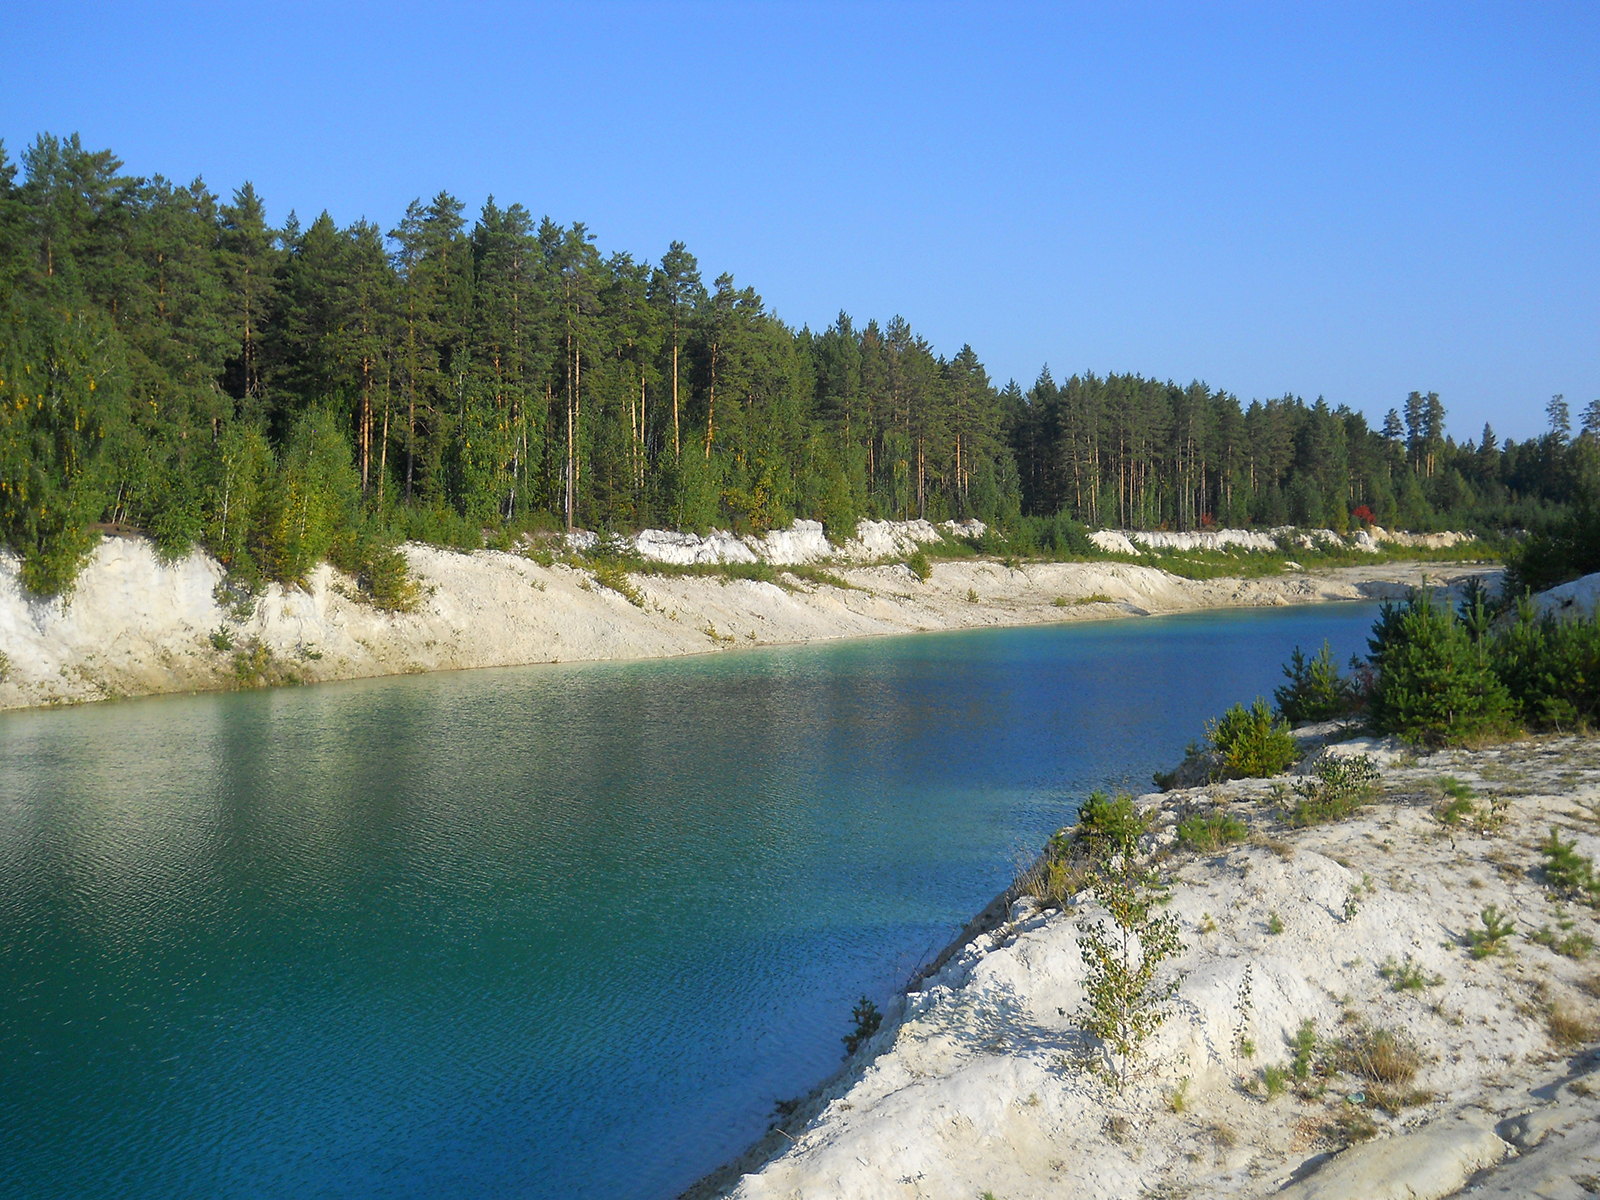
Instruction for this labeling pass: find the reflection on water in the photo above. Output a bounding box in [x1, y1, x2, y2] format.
[0, 605, 1379, 1198]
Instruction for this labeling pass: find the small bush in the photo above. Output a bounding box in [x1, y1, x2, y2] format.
[1466, 905, 1517, 959]
[1168, 1076, 1191, 1112]
[1075, 791, 1147, 851]
[1286, 755, 1381, 826]
[232, 639, 275, 688]
[1177, 812, 1249, 852]
[209, 626, 235, 652]
[1206, 698, 1300, 779]
[1290, 1019, 1317, 1081]
[843, 997, 882, 1055]
[1261, 1063, 1289, 1098]
[359, 545, 422, 612]
[1540, 828, 1600, 904]
[0, 648, 9, 683]
[905, 549, 932, 582]
[1546, 1003, 1598, 1048]
[1018, 832, 1088, 909]
[1529, 926, 1595, 960]
[591, 562, 645, 607]
[1379, 954, 1444, 991]
[1338, 1026, 1421, 1086]
[1275, 640, 1357, 724]
[1366, 591, 1515, 746]
[1267, 911, 1285, 935]
[1077, 811, 1185, 1090]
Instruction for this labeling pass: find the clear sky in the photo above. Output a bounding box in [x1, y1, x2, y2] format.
[4, 1, 1595, 441]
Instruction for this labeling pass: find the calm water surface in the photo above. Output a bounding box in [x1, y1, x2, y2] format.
[0, 605, 1379, 1198]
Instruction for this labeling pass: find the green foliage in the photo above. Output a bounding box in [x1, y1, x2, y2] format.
[1076, 827, 1185, 1090]
[1176, 811, 1248, 852]
[1466, 905, 1516, 959]
[1018, 830, 1088, 910]
[1504, 448, 1600, 593]
[1075, 791, 1147, 853]
[590, 562, 645, 607]
[1274, 640, 1357, 723]
[905, 548, 932, 582]
[355, 545, 422, 612]
[1206, 697, 1300, 779]
[1286, 755, 1380, 826]
[1528, 925, 1594, 960]
[0, 648, 10, 683]
[1290, 1019, 1318, 1081]
[231, 638, 277, 687]
[1539, 828, 1600, 905]
[0, 301, 127, 594]
[209, 626, 234, 651]
[1261, 1063, 1289, 1098]
[1379, 954, 1443, 991]
[1491, 598, 1600, 730]
[1266, 911, 1285, 935]
[842, 996, 881, 1056]
[1367, 591, 1515, 745]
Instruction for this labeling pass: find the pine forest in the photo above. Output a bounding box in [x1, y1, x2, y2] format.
[1, 134, 1596, 596]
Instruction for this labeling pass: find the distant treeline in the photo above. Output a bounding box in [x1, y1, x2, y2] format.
[0, 133, 1596, 594]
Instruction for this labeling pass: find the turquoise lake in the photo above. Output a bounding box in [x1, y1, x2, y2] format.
[0, 604, 1381, 1198]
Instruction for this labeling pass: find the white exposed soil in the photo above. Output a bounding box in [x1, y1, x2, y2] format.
[700, 736, 1600, 1200]
[0, 524, 1493, 713]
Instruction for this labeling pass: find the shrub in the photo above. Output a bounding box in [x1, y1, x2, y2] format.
[1018, 832, 1088, 909]
[1075, 791, 1147, 851]
[1505, 459, 1600, 593]
[1379, 954, 1444, 991]
[1177, 812, 1249, 852]
[1337, 1025, 1421, 1086]
[1274, 640, 1357, 724]
[1206, 698, 1300, 779]
[1540, 828, 1600, 904]
[1529, 925, 1594, 959]
[1077, 824, 1185, 1090]
[591, 562, 645, 607]
[843, 997, 882, 1055]
[1366, 592, 1514, 745]
[1286, 755, 1380, 825]
[1290, 1019, 1317, 1081]
[1465, 905, 1516, 959]
[1491, 599, 1600, 730]
[905, 549, 932, 582]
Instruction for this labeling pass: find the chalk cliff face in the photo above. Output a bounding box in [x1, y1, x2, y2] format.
[704, 736, 1600, 1200]
[0, 526, 1495, 713]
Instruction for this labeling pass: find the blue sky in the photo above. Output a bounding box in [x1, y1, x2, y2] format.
[5, 1, 1595, 440]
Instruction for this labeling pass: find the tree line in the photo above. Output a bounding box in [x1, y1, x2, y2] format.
[0, 133, 1594, 595]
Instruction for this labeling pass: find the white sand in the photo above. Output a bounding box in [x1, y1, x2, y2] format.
[0, 526, 1494, 712]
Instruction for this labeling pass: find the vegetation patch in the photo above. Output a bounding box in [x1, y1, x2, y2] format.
[1205, 697, 1300, 779]
[1285, 755, 1380, 826]
[1465, 905, 1517, 959]
[1274, 640, 1358, 723]
[1176, 812, 1248, 852]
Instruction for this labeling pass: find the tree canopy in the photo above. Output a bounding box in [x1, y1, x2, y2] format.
[0, 133, 1593, 594]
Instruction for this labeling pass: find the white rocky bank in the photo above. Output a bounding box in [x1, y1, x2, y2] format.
[703, 736, 1600, 1200]
[0, 522, 1504, 713]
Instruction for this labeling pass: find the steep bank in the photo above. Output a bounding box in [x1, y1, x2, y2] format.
[0, 531, 1494, 713]
[697, 735, 1600, 1200]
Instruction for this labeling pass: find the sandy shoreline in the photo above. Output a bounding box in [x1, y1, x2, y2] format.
[0, 531, 1494, 714]
[694, 732, 1600, 1200]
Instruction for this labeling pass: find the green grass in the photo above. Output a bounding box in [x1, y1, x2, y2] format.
[1176, 812, 1249, 852]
